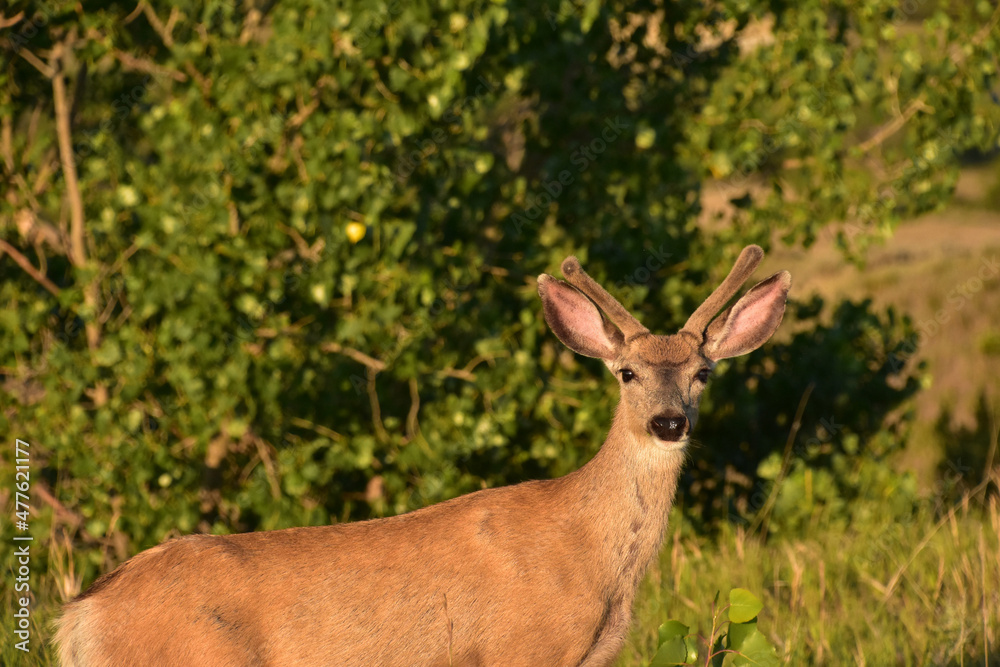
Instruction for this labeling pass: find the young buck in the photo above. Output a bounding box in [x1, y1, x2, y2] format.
[56, 245, 790, 667]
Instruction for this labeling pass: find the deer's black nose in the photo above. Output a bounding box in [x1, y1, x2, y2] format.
[649, 414, 688, 442]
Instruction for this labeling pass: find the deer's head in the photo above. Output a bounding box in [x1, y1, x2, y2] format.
[538, 245, 790, 451]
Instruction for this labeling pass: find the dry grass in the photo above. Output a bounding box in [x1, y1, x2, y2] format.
[622, 492, 1000, 666]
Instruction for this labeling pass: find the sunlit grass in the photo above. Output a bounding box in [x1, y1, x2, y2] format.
[4, 486, 997, 666]
[622, 493, 1000, 666]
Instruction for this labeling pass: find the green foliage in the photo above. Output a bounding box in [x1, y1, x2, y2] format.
[0, 1, 998, 656]
[649, 589, 779, 666]
[650, 621, 698, 666]
[623, 499, 1000, 666]
[693, 296, 924, 532]
[935, 393, 999, 503]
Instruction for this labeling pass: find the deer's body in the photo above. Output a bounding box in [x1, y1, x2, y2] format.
[57, 247, 789, 667]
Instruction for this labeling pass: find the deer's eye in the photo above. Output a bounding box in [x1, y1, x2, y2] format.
[620, 368, 635, 383]
[695, 367, 710, 383]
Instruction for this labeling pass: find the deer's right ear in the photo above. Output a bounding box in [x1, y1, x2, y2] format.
[538, 274, 622, 360]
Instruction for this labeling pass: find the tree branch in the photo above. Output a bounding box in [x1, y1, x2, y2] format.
[1, 113, 13, 172]
[320, 341, 387, 371]
[141, 1, 176, 48]
[856, 3, 999, 158]
[113, 49, 187, 82]
[856, 97, 931, 156]
[52, 40, 103, 366]
[51, 48, 85, 270]
[17, 47, 55, 78]
[366, 367, 389, 443]
[0, 238, 61, 296]
[0, 10, 25, 29]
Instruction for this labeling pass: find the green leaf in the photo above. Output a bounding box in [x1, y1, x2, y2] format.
[726, 620, 757, 651]
[650, 638, 690, 667]
[651, 620, 692, 666]
[685, 636, 699, 663]
[94, 339, 122, 367]
[724, 626, 780, 667]
[658, 620, 690, 644]
[728, 588, 763, 623]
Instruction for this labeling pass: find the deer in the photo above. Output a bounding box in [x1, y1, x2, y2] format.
[55, 245, 790, 667]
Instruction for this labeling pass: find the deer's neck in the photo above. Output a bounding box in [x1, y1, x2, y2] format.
[561, 407, 684, 601]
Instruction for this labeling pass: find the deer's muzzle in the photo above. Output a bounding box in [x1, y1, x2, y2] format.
[648, 414, 688, 442]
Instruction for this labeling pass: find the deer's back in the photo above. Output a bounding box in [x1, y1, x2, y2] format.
[57, 479, 607, 666]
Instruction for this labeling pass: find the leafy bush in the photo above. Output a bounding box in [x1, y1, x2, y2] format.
[694, 297, 924, 533]
[1, 0, 997, 597]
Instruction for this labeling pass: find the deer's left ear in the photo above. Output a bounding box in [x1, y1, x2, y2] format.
[702, 271, 791, 361]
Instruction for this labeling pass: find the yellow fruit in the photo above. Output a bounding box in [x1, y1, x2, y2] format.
[346, 222, 366, 244]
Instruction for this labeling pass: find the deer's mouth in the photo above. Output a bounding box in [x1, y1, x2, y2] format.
[650, 435, 688, 453]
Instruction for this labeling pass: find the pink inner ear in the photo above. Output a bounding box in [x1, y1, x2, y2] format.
[729, 303, 772, 337]
[550, 282, 616, 356]
[706, 272, 789, 361]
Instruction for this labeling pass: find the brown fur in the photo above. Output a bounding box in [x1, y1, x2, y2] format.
[55, 247, 790, 666]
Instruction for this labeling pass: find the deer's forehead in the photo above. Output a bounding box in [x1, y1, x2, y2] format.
[625, 333, 700, 365]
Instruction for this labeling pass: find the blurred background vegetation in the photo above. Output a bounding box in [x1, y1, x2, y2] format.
[1, 0, 998, 664]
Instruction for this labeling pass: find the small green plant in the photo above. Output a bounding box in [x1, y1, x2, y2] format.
[649, 588, 779, 667]
[979, 329, 1000, 357]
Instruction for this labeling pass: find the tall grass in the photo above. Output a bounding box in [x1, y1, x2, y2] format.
[3, 492, 997, 666]
[623, 494, 1000, 666]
